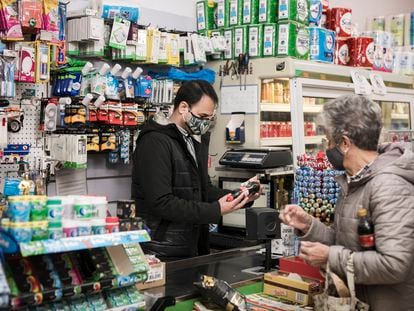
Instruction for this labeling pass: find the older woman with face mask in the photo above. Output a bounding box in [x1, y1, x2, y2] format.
[280, 95, 414, 311]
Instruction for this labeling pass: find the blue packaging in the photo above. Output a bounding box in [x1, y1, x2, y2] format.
[310, 27, 335, 63]
[102, 5, 140, 23]
[309, 0, 322, 25]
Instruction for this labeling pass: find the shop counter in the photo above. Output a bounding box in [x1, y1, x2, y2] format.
[142, 245, 266, 310]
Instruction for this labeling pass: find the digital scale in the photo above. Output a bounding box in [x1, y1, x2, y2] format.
[219, 148, 293, 169]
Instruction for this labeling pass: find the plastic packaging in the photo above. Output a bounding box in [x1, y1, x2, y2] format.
[46, 198, 63, 223]
[347, 37, 375, 68]
[92, 218, 106, 235]
[106, 217, 120, 233]
[242, 0, 259, 25]
[262, 23, 277, 57]
[62, 220, 78, 238]
[258, 0, 277, 24]
[278, 0, 310, 25]
[310, 27, 335, 63]
[277, 22, 310, 60]
[326, 7, 352, 38]
[48, 222, 63, 239]
[32, 221, 48, 241]
[334, 38, 349, 65]
[30, 196, 47, 221]
[7, 196, 31, 222]
[9, 222, 32, 243]
[77, 221, 92, 236]
[93, 196, 108, 219]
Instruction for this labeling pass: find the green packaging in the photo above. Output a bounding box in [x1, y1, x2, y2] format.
[278, 0, 310, 25]
[210, 30, 224, 60]
[229, 0, 243, 26]
[248, 24, 263, 57]
[258, 0, 277, 23]
[216, 0, 229, 28]
[196, 0, 217, 32]
[277, 22, 309, 59]
[242, 0, 259, 25]
[224, 28, 234, 59]
[262, 23, 277, 56]
[234, 25, 249, 56]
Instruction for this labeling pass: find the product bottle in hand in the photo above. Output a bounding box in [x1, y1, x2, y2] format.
[226, 181, 260, 202]
[357, 207, 375, 250]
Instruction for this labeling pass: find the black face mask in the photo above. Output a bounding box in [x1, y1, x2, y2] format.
[326, 146, 345, 171]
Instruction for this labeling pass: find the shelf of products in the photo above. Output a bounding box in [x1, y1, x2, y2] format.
[260, 104, 323, 114]
[260, 135, 325, 147]
[19, 230, 150, 257]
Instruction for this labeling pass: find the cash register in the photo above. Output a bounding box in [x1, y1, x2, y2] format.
[219, 147, 292, 169]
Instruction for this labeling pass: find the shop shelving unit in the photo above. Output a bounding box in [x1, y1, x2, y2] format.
[206, 58, 414, 173]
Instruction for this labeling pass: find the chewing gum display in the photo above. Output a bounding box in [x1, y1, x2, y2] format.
[278, 0, 310, 25]
[229, 0, 243, 26]
[258, 0, 277, 23]
[347, 37, 375, 68]
[310, 26, 335, 63]
[248, 24, 263, 57]
[242, 0, 259, 25]
[334, 38, 349, 65]
[326, 7, 352, 38]
[262, 23, 277, 56]
[277, 22, 310, 60]
[196, 0, 216, 32]
[234, 25, 248, 56]
[216, 0, 229, 28]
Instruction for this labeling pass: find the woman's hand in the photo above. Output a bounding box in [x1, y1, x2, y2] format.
[299, 241, 329, 267]
[279, 204, 313, 234]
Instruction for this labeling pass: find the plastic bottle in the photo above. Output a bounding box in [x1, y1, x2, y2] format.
[357, 207, 375, 250]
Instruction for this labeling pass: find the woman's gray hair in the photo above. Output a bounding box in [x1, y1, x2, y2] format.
[319, 95, 383, 151]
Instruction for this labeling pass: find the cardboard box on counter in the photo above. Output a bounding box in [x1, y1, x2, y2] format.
[136, 259, 166, 290]
[280, 256, 324, 282]
[263, 271, 322, 306]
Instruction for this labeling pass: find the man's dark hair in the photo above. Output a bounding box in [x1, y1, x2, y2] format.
[173, 80, 218, 110]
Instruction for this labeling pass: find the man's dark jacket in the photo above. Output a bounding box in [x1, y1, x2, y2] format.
[131, 114, 228, 261]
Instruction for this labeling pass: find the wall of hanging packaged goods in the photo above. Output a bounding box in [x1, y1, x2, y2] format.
[196, 0, 414, 75]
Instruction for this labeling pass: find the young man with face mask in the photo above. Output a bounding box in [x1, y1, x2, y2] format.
[132, 80, 261, 261]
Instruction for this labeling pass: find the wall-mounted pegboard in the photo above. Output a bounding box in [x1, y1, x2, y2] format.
[0, 84, 46, 180]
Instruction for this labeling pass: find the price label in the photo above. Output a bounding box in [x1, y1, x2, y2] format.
[370, 73, 387, 95]
[351, 70, 372, 96]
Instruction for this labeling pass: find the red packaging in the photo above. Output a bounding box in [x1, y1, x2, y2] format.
[334, 38, 349, 65]
[122, 103, 138, 126]
[347, 37, 375, 68]
[88, 103, 98, 123]
[327, 7, 352, 38]
[107, 101, 123, 125]
[280, 256, 324, 282]
[97, 103, 109, 123]
[322, 0, 329, 12]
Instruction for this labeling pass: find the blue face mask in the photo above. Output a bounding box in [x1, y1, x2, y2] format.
[186, 112, 211, 135]
[326, 146, 345, 171]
